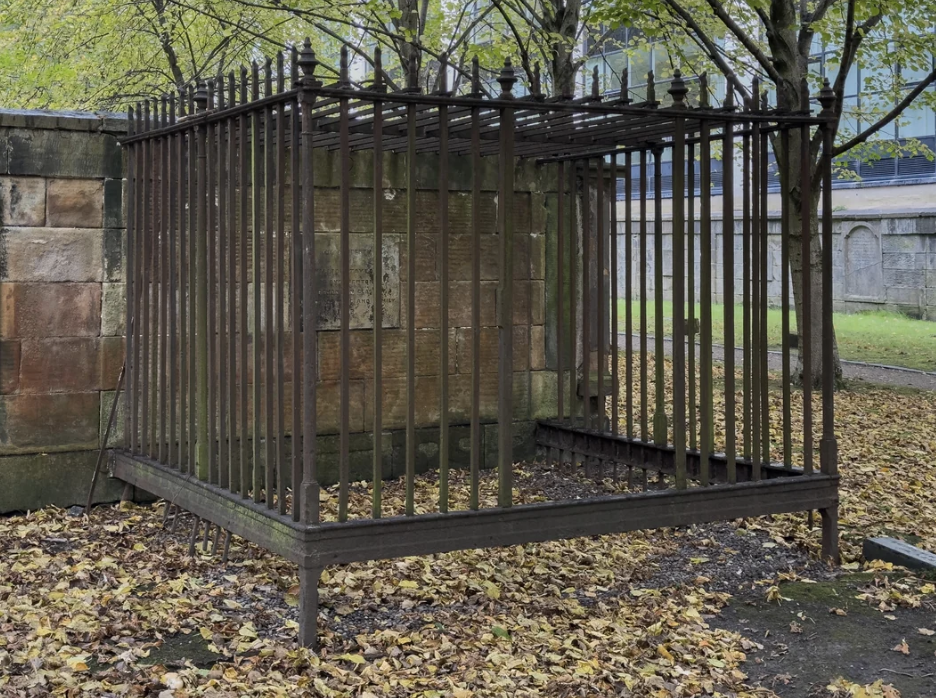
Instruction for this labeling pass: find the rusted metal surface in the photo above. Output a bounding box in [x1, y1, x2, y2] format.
[119, 46, 839, 646]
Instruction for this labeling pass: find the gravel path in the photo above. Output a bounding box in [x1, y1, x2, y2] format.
[619, 333, 936, 391]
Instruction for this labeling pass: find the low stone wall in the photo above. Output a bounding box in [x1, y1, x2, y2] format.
[617, 211, 936, 320]
[0, 109, 127, 511]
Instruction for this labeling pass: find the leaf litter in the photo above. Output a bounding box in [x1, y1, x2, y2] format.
[1, 356, 935, 696]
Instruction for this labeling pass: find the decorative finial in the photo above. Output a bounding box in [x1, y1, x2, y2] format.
[761, 90, 769, 112]
[800, 77, 810, 114]
[438, 51, 450, 96]
[725, 83, 735, 110]
[668, 69, 688, 108]
[591, 65, 600, 99]
[194, 80, 208, 112]
[699, 73, 709, 108]
[298, 38, 320, 88]
[751, 76, 760, 112]
[468, 55, 482, 98]
[498, 57, 517, 98]
[372, 46, 385, 92]
[620, 67, 630, 104]
[646, 70, 656, 104]
[818, 77, 836, 116]
[338, 45, 351, 88]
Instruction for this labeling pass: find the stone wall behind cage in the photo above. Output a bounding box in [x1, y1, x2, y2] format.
[0, 108, 562, 513]
[616, 211, 936, 321]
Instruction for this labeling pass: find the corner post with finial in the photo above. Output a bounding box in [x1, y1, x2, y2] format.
[496, 58, 517, 509]
[295, 37, 324, 649]
[669, 70, 689, 489]
[817, 77, 840, 563]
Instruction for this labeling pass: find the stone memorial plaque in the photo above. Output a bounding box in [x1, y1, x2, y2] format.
[844, 225, 883, 300]
[316, 233, 401, 330]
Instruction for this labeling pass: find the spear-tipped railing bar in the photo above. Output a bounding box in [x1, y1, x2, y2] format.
[699, 75, 714, 488]
[751, 79, 763, 482]
[651, 144, 667, 447]
[338, 45, 352, 523]
[290, 49, 302, 519]
[624, 151, 634, 441]
[217, 78, 230, 492]
[438, 51, 451, 514]
[723, 88, 737, 483]
[497, 58, 517, 508]
[469, 56, 482, 511]
[275, 51, 288, 515]
[670, 72, 688, 490]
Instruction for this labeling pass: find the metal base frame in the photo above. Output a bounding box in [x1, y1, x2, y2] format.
[110, 449, 838, 647]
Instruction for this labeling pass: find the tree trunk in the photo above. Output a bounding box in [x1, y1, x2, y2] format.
[781, 127, 843, 390]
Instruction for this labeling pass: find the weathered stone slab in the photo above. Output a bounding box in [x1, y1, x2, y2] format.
[0, 283, 101, 337]
[7, 128, 122, 179]
[103, 178, 123, 228]
[47, 178, 104, 227]
[864, 537, 936, 570]
[0, 451, 124, 513]
[315, 233, 400, 330]
[844, 225, 883, 300]
[100, 390, 127, 448]
[19, 337, 101, 393]
[103, 228, 125, 281]
[0, 392, 100, 454]
[0, 177, 45, 226]
[0, 227, 103, 282]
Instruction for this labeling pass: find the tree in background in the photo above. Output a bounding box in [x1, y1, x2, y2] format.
[593, 0, 936, 385]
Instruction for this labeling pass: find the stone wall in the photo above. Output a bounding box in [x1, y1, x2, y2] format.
[0, 109, 127, 511]
[0, 108, 561, 512]
[616, 211, 936, 321]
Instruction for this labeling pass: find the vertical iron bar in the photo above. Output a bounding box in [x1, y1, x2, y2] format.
[596, 157, 605, 432]
[742, 127, 752, 461]
[687, 143, 696, 452]
[610, 157, 619, 437]
[187, 89, 197, 474]
[218, 83, 229, 490]
[438, 94, 450, 513]
[800, 123, 813, 476]
[405, 97, 417, 517]
[469, 102, 481, 511]
[781, 128, 793, 468]
[372, 84, 384, 519]
[147, 100, 157, 459]
[168, 97, 178, 468]
[723, 115, 737, 483]
[699, 117, 713, 486]
[760, 127, 770, 467]
[127, 107, 138, 455]
[652, 146, 666, 445]
[672, 118, 687, 490]
[195, 90, 209, 480]
[582, 161, 591, 437]
[264, 64, 275, 507]
[638, 150, 648, 442]
[568, 160, 577, 439]
[252, 63, 264, 502]
[751, 91, 763, 480]
[159, 98, 168, 465]
[291, 55, 302, 518]
[178, 97, 188, 473]
[624, 152, 633, 439]
[239, 69, 249, 496]
[299, 57, 320, 524]
[228, 73, 238, 494]
[207, 81, 219, 484]
[497, 95, 515, 507]
[276, 53, 287, 514]
[338, 77, 351, 523]
[557, 161, 565, 427]
[820, 124, 837, 477]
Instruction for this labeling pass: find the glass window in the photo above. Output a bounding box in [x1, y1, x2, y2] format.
[898, 99, 935, 138]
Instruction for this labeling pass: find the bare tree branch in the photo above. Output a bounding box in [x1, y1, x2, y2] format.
[833, 66, 936, 156]
[701, 0, 783, 83]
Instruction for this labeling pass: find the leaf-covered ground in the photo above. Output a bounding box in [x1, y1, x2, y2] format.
[2, 363, 936, 696]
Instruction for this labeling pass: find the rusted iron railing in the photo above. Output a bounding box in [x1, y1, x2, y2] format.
[116, 41, 840, 646]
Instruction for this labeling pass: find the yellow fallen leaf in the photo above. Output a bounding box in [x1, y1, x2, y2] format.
[892, 639, 910, 655]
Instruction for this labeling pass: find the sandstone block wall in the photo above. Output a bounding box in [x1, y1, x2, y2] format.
[0, 109, 127, 511]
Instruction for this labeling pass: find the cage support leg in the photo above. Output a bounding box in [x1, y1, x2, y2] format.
[298, 564, 323, 649]
[820, 505, 839, 564]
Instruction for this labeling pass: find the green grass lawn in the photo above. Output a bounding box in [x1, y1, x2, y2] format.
[616, 300, 936, 372]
